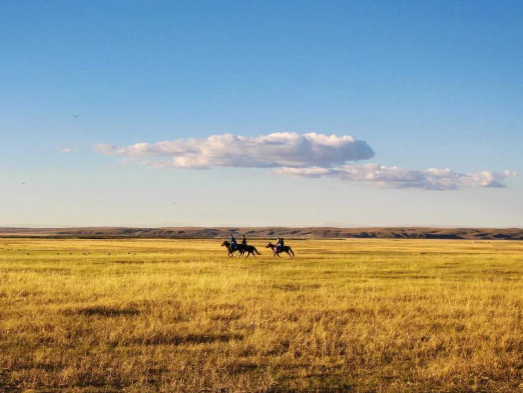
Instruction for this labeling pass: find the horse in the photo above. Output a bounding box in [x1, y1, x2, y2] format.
[221, 241, 261, 258]
[221, 240, 240, 257]
[266, 242, 295, 258]
[239, 243, 261, 258]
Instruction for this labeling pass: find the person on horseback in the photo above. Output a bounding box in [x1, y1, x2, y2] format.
[276, 237, 284, 253]
[241, 235, 247, 245]
[230, 234, 238, 251]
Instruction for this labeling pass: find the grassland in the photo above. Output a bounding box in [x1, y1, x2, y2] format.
[1, 238, 523, 392]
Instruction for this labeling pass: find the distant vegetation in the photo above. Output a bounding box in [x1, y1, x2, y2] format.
[1, 238, 523, 392]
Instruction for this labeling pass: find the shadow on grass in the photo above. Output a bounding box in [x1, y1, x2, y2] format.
[64, 306, 140, 317]
[139, 333, 245, 346]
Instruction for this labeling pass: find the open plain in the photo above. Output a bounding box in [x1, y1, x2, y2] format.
[1, 238, 523, 392]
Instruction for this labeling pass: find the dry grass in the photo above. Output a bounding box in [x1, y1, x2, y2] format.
[1, 238, 523, 392]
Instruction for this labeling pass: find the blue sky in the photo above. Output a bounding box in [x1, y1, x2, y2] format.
[1, 1, 522, 227]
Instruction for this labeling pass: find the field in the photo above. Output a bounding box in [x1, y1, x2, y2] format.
[1, 238, 523, 393]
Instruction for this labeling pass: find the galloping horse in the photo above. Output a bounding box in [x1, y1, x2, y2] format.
[221, 241, 261, 258]
[266, 242, 295, 258]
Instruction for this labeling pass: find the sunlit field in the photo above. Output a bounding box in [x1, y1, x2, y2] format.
[1, 238, 523, 392]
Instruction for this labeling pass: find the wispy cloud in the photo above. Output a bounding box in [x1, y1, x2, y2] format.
[59, 148, 73, 153]
[94, 132, 375, 169]
[274, 164, 517, 190]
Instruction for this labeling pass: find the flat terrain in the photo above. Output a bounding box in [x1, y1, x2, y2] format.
[1, 239, 523, 392]
[1, 226, 523, 240]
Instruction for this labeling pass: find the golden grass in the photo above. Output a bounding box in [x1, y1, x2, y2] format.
[1, 238, 523, 392]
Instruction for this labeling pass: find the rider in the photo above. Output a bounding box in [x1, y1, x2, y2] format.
[276, 237, 284, 253]
[241, 235, 247, 245]
[230, 234, 238, 251]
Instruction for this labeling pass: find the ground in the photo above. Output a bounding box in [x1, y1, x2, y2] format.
[1, 238, 523, 392]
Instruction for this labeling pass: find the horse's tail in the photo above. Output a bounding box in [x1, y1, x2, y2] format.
[253, 247, 261, 255]
[288, 247, 295, 257]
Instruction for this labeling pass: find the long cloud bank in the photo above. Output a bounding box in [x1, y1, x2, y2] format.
[95, 132, 374, 169]
[274, 164, 517, 191]
[95, 132, 516, 190]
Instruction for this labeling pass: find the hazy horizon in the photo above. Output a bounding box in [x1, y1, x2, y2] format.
[2, 223, 522, 230]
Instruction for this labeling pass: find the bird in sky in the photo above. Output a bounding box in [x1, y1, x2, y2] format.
[72, 114, 80, 118]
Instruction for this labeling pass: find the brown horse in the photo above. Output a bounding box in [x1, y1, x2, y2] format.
[221, 241, 240, 257]
[266, 242, 295, 258]
[221, 241, 261, 258]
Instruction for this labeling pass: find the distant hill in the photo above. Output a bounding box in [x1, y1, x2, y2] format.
[0, 227, 522, 240]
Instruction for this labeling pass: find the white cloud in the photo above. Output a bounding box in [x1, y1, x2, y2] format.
[59, 148, 73, 153]
[94, 132, 375, 169]
[274, 164, 517, 190]
[94, 132, 516, 191]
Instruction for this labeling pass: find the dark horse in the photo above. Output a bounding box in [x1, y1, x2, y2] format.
[221, 241, 261, 258]
[266, 242, 295, 258]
